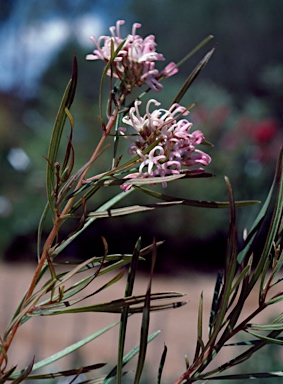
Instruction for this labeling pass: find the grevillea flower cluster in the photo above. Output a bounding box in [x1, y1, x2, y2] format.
[86, 20, 178, 92]
[120, 99, 211, 191]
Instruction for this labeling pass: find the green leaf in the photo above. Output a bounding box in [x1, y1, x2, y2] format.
[134, 283, 151, 384]
[238, 147, 283, 269]
[171, 47, 215, 105]
[37, 201, 50, 260]
[266, 292, 283, 305]
[87, 200, 186, 219]
[204, 371, 283, 380]
[0, 366, 17, 383]
[193, 292, 204, 361]
[231, 263, 251, 293]
[134, 185, 260, 209]
[98, 39, 126, 120]
[207, 177, 238, 346]
[208, 271, 223, 336]
[117, 238, 141, 384]
[271, 249, 283, 282]
[29, 291, 185, 316]
[6, 358, 34, 384]
[247, 147, 283, 292]
[134, 241, 156, 384]
[103, 330, 160, 383]
[45, 270, 126, 310]
[46, 54, 78, 212]
[246, 323, 283, 332]
[157, 344, 167, 384]
[12, 321, 119, 378]
[174, 35, 214, 70]
[244, 330, 283, 345]
[22, 364, 105, 381]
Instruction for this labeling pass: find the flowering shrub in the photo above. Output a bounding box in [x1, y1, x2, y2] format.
[1, 19, 283, 384]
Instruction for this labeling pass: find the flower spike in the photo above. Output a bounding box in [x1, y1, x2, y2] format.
[119, 99, 211, 190]
[86, 20, 178, 92]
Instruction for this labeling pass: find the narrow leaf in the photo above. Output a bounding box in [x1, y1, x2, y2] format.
[171, 47, 215, 105]
[238, 147, 283, 265]
[24, 364, 105, 381]
[134, 240, 156, 384]
[12, 321, 119, 377]
[194, 292, 204, 361]
[98, 39, 126, 120]
[244, 330, 283, 345]
[248, 147, 283, 291]
[10, 357, 34, 383]
[104, 331, 160, 383]
[205, 371, 283, 380]
[157, 344, 167, 384]
[28, 292, 185, 316]
[46, 54, 77, 211]
[208, 271, 223, 336]
[135, 185, 260, 209]
[246, 323, 283, 331]
[117, 238, 141, 384]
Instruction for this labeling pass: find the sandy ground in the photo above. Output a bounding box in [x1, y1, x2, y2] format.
[0, 263, 281, 383]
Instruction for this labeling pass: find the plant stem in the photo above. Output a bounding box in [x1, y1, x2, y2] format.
[0, 101, 122, 371]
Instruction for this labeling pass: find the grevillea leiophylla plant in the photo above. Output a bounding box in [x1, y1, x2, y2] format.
[1, 20, 283, 384]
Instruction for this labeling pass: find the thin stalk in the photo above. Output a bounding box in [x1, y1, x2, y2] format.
[0, 99, 124, 369]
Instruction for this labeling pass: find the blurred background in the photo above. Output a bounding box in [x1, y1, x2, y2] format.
[1, 0, 283, 270]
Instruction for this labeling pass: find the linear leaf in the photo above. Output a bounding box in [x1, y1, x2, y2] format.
[12, 321, 118, 378]
[29, 292, 185, 316]
[117, 238, 141, 384]
[104, 330, 160, 383]
[174, 35, 214, 71]
[208, 271, 223, 336]
[134, 241, 156, 384]
[246, 323, 283, 331]
[87, 201, 184, 219]
[171, 47, 215, 105]
[266, 292, 283, 305]
[46, 54, 77, 211]
[247, 148, 283, 291]
[238, 147, 283, 267]
[10, 358, 34, 383]
[23, 364, 105, 381]
[194, 292, 204, 361]
[244, 330, 283, 345]
[134, 185, 260, 209]
[204, 371, 283, 380]
[157, 344, 167, 384]
[98, 39, 126, 120]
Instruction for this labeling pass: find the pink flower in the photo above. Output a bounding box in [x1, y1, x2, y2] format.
[120, 99, 211, 190]
[86, 20, 178, 92]
[158, 62, 178, 79]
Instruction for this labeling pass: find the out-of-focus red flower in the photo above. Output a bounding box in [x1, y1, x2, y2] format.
[251, 118, 279, 143]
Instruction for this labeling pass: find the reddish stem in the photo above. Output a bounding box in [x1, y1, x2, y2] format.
[0, 102, 122, 371]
